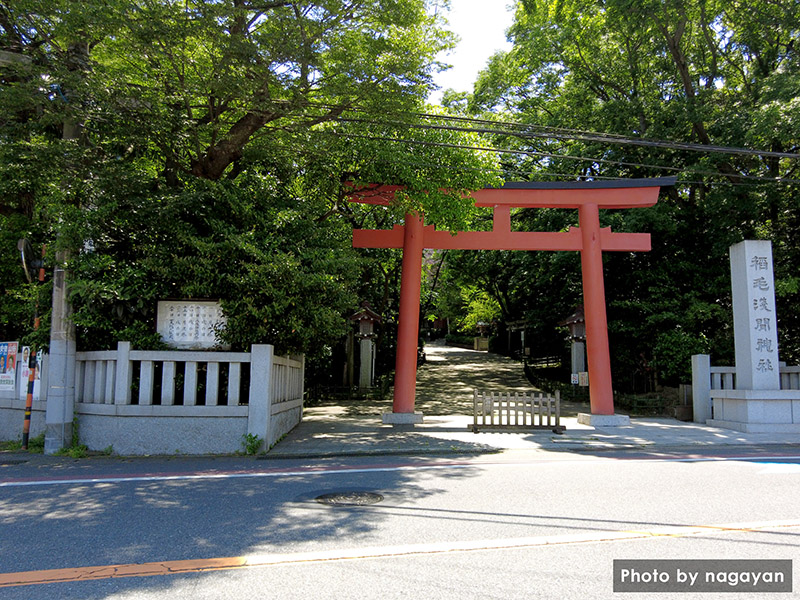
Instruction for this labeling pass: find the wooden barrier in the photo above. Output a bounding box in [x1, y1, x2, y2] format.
[471, 390, 562, 433]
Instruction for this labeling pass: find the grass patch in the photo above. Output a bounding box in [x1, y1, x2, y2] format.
[55, 444, 88, 459]
[0, 432, 45, 453]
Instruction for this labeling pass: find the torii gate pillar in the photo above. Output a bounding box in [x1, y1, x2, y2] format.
[578, 201, 615, 418]
[394, 212, 425, 417]
[349, 178, 676, 426]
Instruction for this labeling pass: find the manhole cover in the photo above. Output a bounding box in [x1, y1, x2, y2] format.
[315, 492, 384, 506]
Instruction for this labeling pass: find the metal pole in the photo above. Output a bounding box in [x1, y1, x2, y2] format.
[21, 244, 45, 450]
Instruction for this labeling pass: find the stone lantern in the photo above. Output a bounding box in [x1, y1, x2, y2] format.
[560, 305, 586, 380]
[347, 302, 382, 390]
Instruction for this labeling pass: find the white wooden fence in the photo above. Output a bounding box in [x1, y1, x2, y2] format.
[471, 390, 562, 432]
[70, 342, 304, 455]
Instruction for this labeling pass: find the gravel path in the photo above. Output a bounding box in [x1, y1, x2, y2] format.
[414, 342, 535, 415]
[305, 341, 587, 418]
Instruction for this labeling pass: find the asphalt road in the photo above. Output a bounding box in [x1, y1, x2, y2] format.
[1, 448, 798, 599]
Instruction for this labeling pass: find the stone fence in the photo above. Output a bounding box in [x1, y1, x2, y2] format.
[691, 354, 800, 424]
[0, 342, 304, 455]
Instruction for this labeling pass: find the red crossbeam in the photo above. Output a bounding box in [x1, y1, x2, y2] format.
[348, 180, 665, 210]
[353, 226, 650, 252]
[470, 186, 659, 209]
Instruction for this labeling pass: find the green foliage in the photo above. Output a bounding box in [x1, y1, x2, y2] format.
[241, 433, 263, 455]
[0, 0, 499, 371]
[653, 330, 710, 385]
[26, 432, 45, 453]
[338, 110, 502, 231]
[444, 333, 475, 347]
[54, 415, 87, 457]
[5, 0, 798, 398]
[90, 0, 454, 181]
[0, 433, 44, 453]
[457, 286, 502, 334]
[441, 0, 800, 387]
[55, 444, 88, 459]
[0, 435, 44, 452]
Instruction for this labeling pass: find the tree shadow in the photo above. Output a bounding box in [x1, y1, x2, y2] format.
[2, 454, 796, 599]
[312, 343, 567, 419]
[0, 452, 485, 598]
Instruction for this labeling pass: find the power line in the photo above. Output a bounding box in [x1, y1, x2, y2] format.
[294, 101, 800, 161]
[92, 91, 800, 164]
[88, 96, 800, 183]
[334, 113, 800, 161]
[310, 129, 800, 185]
[412, 110, 800, 160]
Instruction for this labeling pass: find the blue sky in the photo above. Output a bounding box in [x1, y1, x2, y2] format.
[428, 1, 516, 103]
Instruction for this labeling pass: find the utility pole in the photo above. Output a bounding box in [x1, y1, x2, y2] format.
[17, 240, 45, 450]
[2, 43, 82, 452]
[43, 246, 76, 454]
[43, 42, 88, 455]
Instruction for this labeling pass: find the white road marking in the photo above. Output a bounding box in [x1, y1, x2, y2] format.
[2, 454, 800, 488]
[2, 519, 798, 588]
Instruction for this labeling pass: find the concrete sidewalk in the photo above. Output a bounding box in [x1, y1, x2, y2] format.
[267, 343, 800, 459]
[266, 406, 800, 459]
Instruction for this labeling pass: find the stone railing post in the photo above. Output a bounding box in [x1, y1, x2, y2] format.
[691, 354, 711, 424]
[247, 345, 273, 451]
[114, 341, 132, 405]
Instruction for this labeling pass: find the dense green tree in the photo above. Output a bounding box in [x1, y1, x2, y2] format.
[452, 0, 800, 386]
[91, 0, 454, 182]
[0, 0, 504, 363]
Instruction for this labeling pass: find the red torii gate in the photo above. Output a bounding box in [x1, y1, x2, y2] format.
[349, 177, 676, 423]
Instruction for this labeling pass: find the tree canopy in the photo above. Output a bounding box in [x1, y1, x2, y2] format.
[0, 0, 500, 362]
[2, 0, 798, 391]
[440, 0, 800, 385]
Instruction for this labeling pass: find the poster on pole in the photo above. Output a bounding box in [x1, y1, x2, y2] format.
[0, 342, 18, 391]
[17, 346, 41, 401]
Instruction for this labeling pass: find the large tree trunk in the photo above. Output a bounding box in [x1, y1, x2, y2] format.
[190, 110, 275, 179]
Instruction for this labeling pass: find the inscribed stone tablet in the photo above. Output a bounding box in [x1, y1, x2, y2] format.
[157, 300, 226, 350]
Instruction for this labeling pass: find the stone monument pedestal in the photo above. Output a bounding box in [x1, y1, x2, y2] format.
[382, 411, 423, 425]
[577, 413, 630, 427]
[708, 389, 800, 433]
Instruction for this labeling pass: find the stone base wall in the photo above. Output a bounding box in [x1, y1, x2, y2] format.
[0, 398, 47, 442]
[268, 403, 303, 448]
[77, 406, 250, 455]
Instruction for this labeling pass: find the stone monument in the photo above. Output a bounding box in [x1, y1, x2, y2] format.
[156, 300, 227, 350]
[707, 240, 800, 432]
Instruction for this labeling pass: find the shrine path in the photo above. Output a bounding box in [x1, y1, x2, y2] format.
[315, 340, 586, 418]
[414, 341, 535, 415]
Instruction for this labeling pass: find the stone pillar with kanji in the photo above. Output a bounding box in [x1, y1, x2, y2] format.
[708, 240, 800, 432]
[731, 240, 781, 389]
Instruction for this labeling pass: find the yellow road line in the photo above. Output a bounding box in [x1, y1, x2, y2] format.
[1, 520, 797, 588]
